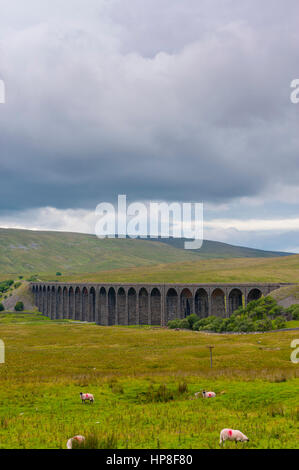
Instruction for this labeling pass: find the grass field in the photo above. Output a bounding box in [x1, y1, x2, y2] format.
[38, 254, 299, 284]
[0, 313, 298, 449]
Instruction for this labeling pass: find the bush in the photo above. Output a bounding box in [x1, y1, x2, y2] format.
[186, 314, 199, 328]
[201, 316, 224, 332]
[14, 301, 24, 312]
[169, 315, 200, 330]
[168, 297, 292, 333]
[168, 318, 191, 329]
[255, 318, 272, 332]
[56, 272, 62, 276]
[192, 320, 201, 331]
[168, 320, 181, 329]
[192, 316, 218, 331]
[0, 280, 14, 294]
[293, 311, 299, 321]
[245, 297, 281, 321]
[0, 303, 4, 312]
[286, 304, 299, 320]
[234, 318, 255, 332]
[272, 317, 287, 330]
[268, 305, 284, 318]
[178, 318, 190, 329]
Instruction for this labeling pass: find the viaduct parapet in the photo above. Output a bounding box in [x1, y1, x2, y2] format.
[31, 282, 286, 326]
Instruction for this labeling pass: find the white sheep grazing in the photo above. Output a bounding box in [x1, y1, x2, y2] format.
[66, 435, 85, 449]
[202, 390, 216, 398]
[219, 429, 249, 445]
[80, 392, 94, 404]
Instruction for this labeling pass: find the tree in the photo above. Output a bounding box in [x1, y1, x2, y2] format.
[14, 301, 24, 312]
[0, 303, 4, 312]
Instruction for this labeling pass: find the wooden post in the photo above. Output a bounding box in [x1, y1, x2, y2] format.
[207, 345, 215, 368]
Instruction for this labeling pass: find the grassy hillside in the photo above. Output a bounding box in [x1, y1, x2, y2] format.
[0, 314, 298, 449]
[270, 285, 299, 308]
[1, 281, 36, 312]
[0, 228, 292, 275]
[156, 237, 292, 258]
[40, 253, 299, 284]
[0, 228, 202, 274]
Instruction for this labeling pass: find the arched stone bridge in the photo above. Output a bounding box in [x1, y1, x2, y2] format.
[31, 282, 286, 326]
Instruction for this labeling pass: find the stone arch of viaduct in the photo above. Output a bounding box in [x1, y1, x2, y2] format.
[31, 282, 284, 326]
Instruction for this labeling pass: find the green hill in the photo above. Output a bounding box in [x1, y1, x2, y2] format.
[40, 253, 299, 284]
[151, 237, 292, 258]
[0, 227, 293, 275]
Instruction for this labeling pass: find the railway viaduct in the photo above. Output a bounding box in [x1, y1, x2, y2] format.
[31, 282, 285, 326]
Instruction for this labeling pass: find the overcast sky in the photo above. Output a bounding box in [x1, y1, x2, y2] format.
[0, 0, 299, 251]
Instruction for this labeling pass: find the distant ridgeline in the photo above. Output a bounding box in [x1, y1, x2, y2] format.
[133, 237, 293, 258]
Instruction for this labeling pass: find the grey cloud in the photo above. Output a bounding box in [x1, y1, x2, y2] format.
[0, 0, 298, 213]
[204, 225, 299, 253]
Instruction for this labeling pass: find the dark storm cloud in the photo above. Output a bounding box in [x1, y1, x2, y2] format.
[0, 0, 299, 212]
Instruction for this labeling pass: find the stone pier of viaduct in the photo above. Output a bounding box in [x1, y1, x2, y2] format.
[31, 282, 286, 326]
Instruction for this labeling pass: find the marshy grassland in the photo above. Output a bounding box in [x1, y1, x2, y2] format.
[0, 313, 298, 449]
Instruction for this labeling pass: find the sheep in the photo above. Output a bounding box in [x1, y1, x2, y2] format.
[219, 429, 249, 445]
[66, 435, 85, 449]
[202, 390, 216, 398]
[80, 392, 94, 404]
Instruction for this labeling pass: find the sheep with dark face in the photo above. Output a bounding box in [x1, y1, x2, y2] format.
[202, 390, 216, 398]
[220, 429, 249, 445]
[80, 392, 94, 404]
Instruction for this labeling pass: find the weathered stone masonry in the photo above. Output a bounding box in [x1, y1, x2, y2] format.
[31, 282, 286, 326]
